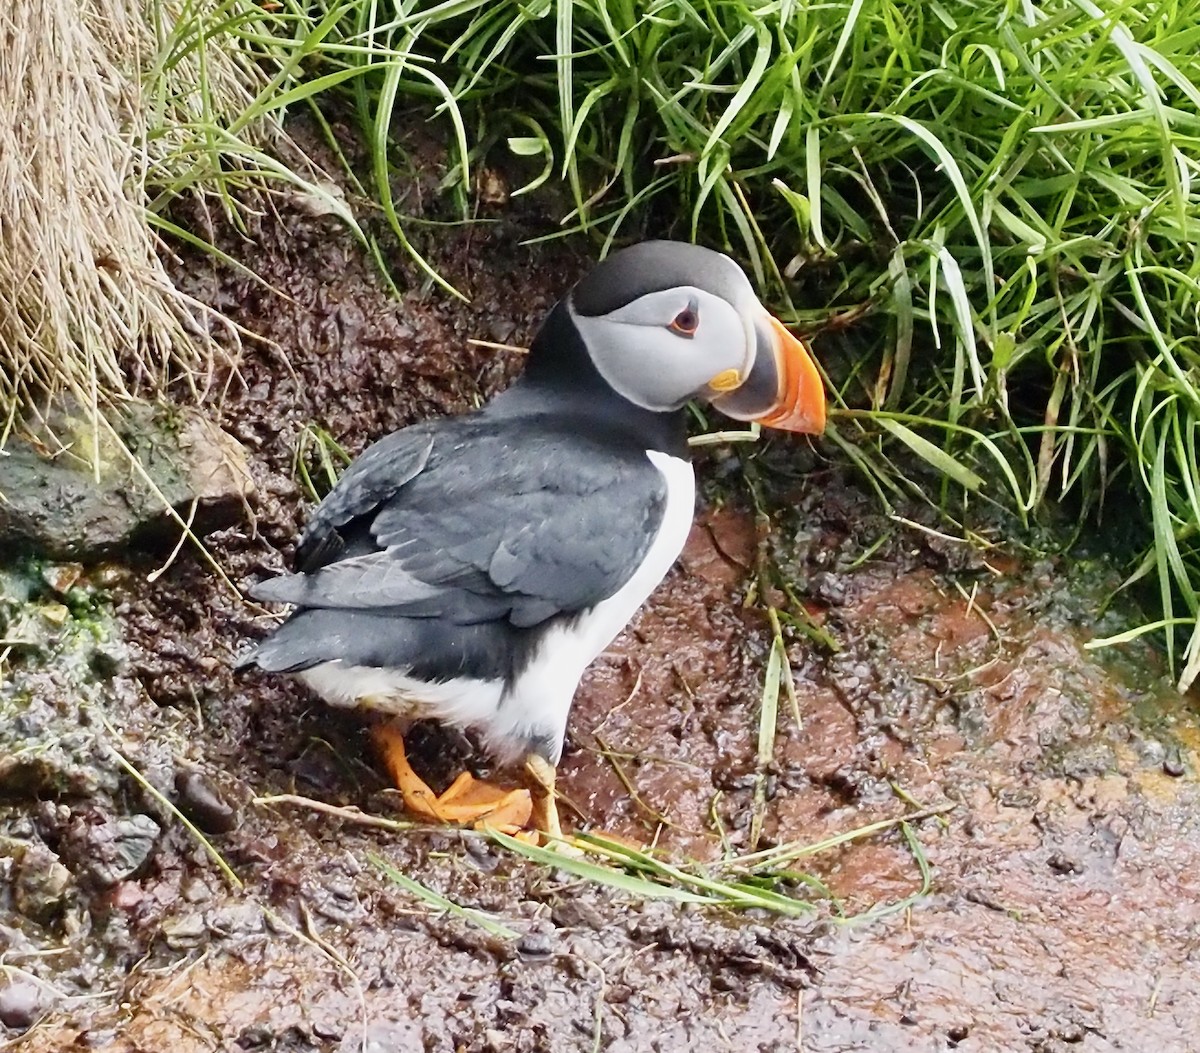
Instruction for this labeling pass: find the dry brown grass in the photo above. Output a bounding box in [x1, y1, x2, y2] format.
[0, 0, 288, 455]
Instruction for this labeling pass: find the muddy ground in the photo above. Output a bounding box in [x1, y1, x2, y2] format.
[3, 119, 1200, 1052]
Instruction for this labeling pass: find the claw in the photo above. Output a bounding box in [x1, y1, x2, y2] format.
[524, 753, 567, 845]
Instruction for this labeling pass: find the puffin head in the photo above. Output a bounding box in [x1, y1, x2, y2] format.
[560, 240, 826, 434]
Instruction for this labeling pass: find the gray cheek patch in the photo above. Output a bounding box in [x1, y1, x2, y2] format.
[570, 313, 696, 410]
[569, 297, 748, 413]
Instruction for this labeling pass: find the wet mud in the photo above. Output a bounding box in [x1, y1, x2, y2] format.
[3, 118, 1200, 1051]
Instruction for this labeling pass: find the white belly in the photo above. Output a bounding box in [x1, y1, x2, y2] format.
[297, 662, 505, 727]
[487, 450, 695, 762]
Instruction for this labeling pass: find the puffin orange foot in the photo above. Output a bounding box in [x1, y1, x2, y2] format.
[371, 724, 533, 835]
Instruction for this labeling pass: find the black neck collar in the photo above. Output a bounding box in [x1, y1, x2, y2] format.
[515, 301, 689, 457]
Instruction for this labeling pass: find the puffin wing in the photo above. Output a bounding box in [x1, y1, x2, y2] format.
[251, 421, 670, 628]
[292, 427, 436, 571]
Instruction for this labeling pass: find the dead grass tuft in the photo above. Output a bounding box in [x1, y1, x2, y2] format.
[0, 0, 292, 455]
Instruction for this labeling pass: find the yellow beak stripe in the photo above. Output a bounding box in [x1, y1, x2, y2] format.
[708, 368, 742, 392]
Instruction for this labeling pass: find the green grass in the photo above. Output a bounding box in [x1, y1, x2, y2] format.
[257, 788, 938, 919]
[293, 423, 353, 501]
[7, 3, 1198, 677]
[141, 0, 1200, 686]
[487, 803, 938, 920]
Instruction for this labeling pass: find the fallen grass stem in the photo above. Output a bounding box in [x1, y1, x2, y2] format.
[592, 735, 674, 830]
[493, 829, 818, 917]
[748, 616, 784, 853]
[253, 792, 419, 832]
[720, 802, 957, 875]
[370, 853, 520, 939]
[101, 721, 243, 892]
[768, 605, 804, 734]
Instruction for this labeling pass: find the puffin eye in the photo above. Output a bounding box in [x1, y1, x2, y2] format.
[668, 302, 699, 338]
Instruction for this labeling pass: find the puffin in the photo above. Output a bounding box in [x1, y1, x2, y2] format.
[239, 240, 826, 840]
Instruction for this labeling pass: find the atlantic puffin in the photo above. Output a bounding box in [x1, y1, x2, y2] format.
[239, 241, 826, 839]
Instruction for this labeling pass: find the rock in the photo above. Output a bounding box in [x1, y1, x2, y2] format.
[312, 1018, 344, 1042]
[181, 876, 214, 904]
[12, 843, 74, 926]
[108, 881, 145, 912]
[175, 770, 239, 834]
[1056, 741, 1117, 780]
[0, 974, 47, 1031]
[516, 928, 555, 958]
[550, 899, 604, 930]
[161, 913, 207, 950]
[206, 903, 264, 937]
[39, 563, 84, 598]
[1047, 851, 1083, 875]
[0, 703, 115, 800]
[77, 814, 161, 888]
[89, 636, 129, 677]
[0, 397, 254, 561]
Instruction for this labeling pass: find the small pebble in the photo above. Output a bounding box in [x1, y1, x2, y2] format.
[207, 904, 264, 937]
[92, 563, 128, 589]
[83, 815, 160, 888]
[89, 639, 128, 677]
[109, 881, 144, 912]
[37, 602, 70, 627]
[310, 881, 364, 925]
[997, 788, 1039, 809]
[516, 930, 554, 958]
[550, 899, 603, 930]
[13, 848, 73, 925]
[236, 1025, 272, 1049]
[181, 876, 214, 904]
[312, 1019, 344, 1042]
[1164, 746, 1187, 778]
[175, 771, 239, 833]
[41, 563, 84, 597]
[0, 976, 46, 1031]
[606, 983, 632, 1005]
[162, 913, 207, 950]
[1055, 1021, 1086, 1042]
[1047, 852, 1082, 875]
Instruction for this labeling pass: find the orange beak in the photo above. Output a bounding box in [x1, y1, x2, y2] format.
[710, 314, 826, 434]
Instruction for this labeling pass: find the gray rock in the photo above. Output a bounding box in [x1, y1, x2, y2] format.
[11, 842, 74, 925]
[79, 814, 161, 888]
[0, 974, 47, 1031]
[206, 903, 264, 937]
[0, 398, 254, 560]
[39, 563, 85, 599]
[181, 876, 214, 903]
[161, 912, 207, 950]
